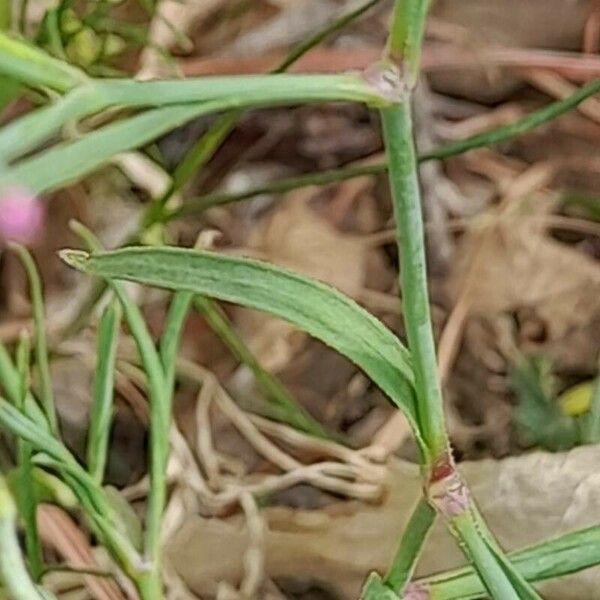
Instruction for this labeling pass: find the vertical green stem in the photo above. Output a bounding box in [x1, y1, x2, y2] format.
[10, 244, 58, 435]
[380, 102, 448, 461]
[88, 300, 121, 484]
[15, 333, 43, 582]
[384, 497, 436, 593]
[0, 476, 48, 600]
[379, 2, 542, 598]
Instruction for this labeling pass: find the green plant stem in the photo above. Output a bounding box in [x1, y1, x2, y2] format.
[15, 333, 43, 582]
[380, 2, 542, 598]
[164, 76, 600, 220]
[381, 102, 447, 459]
[0, 475, 49, 600]
[384, 497, 436, 593]
[88, 299, 121, 483]
[71, 224, 166, 598]
[387, 0, 431, 87]
[0, 31, 85, 92]
[9, 244, 58, 435]
[160, 292, 193, 396]
[450, 513, 520, 600]
[193, 296, 327, 438]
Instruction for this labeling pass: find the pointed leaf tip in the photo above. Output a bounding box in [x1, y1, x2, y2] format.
[59, 249, 90, 271]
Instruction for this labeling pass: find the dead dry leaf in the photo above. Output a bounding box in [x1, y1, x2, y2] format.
[448, 214, 600, 343]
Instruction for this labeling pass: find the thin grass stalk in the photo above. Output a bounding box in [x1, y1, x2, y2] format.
[9, 244, 58, 434]
[384, 497, 436, 593]
[15, 332, 43, 582]
[166, 76, 600, 219]
[379, 1, 542, 597]
[159, 292, 193, 396]
[88, 299, 121, 484]
[193, 296, 327, 438]
[71, 223, 166, 599]
[0, 475, 49, 600]
[0, 399, 143, 584]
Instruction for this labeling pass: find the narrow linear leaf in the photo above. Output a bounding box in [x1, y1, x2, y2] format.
[0, 399, 140, 573]
[1, 74, 388, 196]
[10, 244, 58, 434]
[0, 31, 85, 92]
[160, 292, 193, 397]
[15, 332, 44, 581]
[168, 78, 600, 219]
[59, 246, 421, 443]
[450, 513, 521, 600]
[69, 222, 168, 562]
[88, 299, 121, 484]
[0, 476, 50, 600]
[418, 523, 600, 599]
[0, 342, 48, 428]
[384, 497, 436, 593]
[194, 295, 328, 438]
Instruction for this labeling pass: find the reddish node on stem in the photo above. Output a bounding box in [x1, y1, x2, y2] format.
[403, 582, 430, 600]
[362, 60, 408, 104]
[427, 452, 470, 518]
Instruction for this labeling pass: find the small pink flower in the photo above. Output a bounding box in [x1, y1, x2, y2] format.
[0, 188, 46, 244]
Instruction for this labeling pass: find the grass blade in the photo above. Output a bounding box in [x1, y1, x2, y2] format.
[60, 246, 422, 447]
[160, 292, 193, 397]
[384, 497, 436, 593]
[193, 296, 327, 437]
[0, 31, 85, 92]
[167, 77, 600, 220]
[15, 332, 43, 582]
[414, 523, 600, 599]
[1, 72, 388, 196]
[0, 398, 141, 579]
[0, 475, 50, 600]
[70, 223, 167, 597]
[9, 244, 58, 434]
[87, 299, 121, 484]
[0, 86, 102, 162]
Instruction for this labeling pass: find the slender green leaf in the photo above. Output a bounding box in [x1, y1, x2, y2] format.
[416, 523, 600, 599]
[167, 77, 600, 220]
[194, 295, 327, 437]
[450, 513, 521, 600]
[60, 246, 421, 444]
[70, 222, 167, 575]
[160, 292, 193, 397]
[10, 244, 58, 434]
[384, 497, 436, 593]
[0, 73, 388, 195]
[88, 299, 121, 483]
[0, 72, 387, 167]
[0, 399, 141, 576]
[15, 332, 43, 582]
[0, 86, 103, 162]
[0, 342, 47, 427]
[0, 31, 85, 92]
[0, 475, 50, 600]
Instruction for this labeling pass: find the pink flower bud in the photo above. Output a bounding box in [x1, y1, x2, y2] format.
[0, 188, 46, 244]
